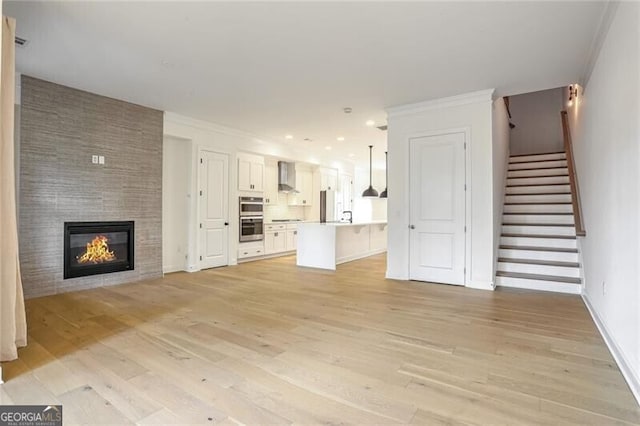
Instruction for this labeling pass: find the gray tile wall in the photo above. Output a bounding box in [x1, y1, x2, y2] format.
[19, 76, 163, 298]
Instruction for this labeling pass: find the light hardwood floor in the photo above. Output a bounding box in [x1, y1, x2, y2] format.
[1, 254, 638, 425]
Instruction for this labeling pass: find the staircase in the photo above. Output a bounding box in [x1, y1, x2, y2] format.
[496, 151, 582, 294]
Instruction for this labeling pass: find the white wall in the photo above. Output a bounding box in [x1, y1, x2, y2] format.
[162, 136, 191, 273]
[353, 167, 387, 223]
[492, 98, 511, 276]
[567, 2, 640, 402]
[509, 87, 564, 155]
[386, 90, 496, 290]
[163, 113, 355, 271]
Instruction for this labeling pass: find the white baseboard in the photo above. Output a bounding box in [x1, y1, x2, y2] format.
[582, 293, 640, 406]
[386, 271, 409, 280]
[467, 280, 495, 291]
[336, 249, 386, 265]
[163, 265, 185, 274]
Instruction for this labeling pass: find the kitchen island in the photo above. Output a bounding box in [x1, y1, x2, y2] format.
[296, 221, 387, 270]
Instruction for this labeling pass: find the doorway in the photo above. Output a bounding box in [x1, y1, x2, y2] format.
[409, 131, 466, 285]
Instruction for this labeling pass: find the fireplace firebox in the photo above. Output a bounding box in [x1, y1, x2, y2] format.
[64, 221, 134, 279]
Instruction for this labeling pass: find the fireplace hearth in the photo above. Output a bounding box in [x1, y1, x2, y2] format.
[64, 221, 134, 279]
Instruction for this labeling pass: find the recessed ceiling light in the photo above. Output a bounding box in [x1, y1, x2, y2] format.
[343, 107, 352, 114]
[348, 153, 355, 157]
[285, 135, 293, 140]
[304, 138, 312, 142]
[325, 146, 332, 150]
[365, 120, 375, 127]
[337, 136, 345, 141]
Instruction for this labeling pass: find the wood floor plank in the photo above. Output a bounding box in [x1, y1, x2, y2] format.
[57, 385, 134, 425]
[1, 254, 638, 424]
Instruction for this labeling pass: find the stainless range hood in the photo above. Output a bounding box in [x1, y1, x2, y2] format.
[278, 161, 299, 193]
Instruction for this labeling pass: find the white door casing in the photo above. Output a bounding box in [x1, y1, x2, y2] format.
[199, 150, 229, 269]
[409, 132, 466, 285]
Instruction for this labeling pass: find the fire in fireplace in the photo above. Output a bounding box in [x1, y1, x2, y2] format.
[64, 221, 134, 279]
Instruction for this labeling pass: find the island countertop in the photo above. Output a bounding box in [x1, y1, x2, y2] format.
[298, 220, 387, 227]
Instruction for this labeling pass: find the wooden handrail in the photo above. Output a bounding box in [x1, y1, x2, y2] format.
[561, 111, 586, 237]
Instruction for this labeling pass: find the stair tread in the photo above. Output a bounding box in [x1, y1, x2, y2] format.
[506, 192, 572, 195]
[504, 191, 571, 197]
[504, 202, 572, 205]
[507, 164, 567, 172]
[499, 245, 578, 253]
[498, 257, 580, 268]
[503, 223, 575, 227]
[509, 151, 566, 158]
[509, 159, 567, 165]
[496, 271, 581, 284]
[502, 233, 576, 240]
[507, 183, 570, 187]
[508, 175, 569, 179]
[508, 166, 568, 172]
[503, 212, 574, 215]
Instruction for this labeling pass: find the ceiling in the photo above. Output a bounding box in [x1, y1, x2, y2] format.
[5, 1, 606, 169]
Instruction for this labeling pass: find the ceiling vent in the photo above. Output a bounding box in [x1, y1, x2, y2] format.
[377, 125, 388, 131]
[15, 36, 28, 47]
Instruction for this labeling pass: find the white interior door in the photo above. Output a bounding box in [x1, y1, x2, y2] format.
[409, 132, 466, 285]
[200, 151, 229, 269]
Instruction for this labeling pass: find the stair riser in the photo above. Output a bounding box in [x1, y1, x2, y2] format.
[495, 276, 581, 294]
[506, 185, 571, 195]
[503, 204, 573, 214]
[508, 176, 570, 186]
[505, 194, 572, 203]
[499, 249, 579, 262]
[502, 225, 576, 236]
[501, 236, 577, 249]
[502, 214, 575, 224]
[510, 153, 566, 163]
[507, 168, 568, 178]
[509, 160, 567, 170]
[497, 262, 580, 278]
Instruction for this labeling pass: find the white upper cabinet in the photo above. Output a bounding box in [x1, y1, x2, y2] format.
[319, 167, 338, 191]
[288, 167, 313, 206]
[238, 153, 264, 192]
[264, 161, 279, 205]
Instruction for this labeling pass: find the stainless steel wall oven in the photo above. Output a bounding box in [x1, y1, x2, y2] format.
[239, 197, 264, 242]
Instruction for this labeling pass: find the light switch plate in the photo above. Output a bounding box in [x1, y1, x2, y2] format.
[92, 155, 99, 164]
[98, 155, 105, 165]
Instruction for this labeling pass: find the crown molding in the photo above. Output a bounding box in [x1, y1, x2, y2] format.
[580, 1, 619, 89]
[164, 111, 271, 145]
[386, 89, 495, 118]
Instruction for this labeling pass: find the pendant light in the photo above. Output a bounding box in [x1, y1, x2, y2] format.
[379, 151, 388, 198]
[362, 145, 379, 197]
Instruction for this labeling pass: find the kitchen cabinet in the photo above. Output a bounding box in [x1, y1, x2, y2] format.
[238, 153, 264, 192]
[286, 228, 298, 249]
[238, 241, 265, 260]
[264, 162, 279, 205]
[288, 168, 313, 206]
[265, 224, 287, 254]
[319, 167, 338, 191]
[265, 223, 298, 254]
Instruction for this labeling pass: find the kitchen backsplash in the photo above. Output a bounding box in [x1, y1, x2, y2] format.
[264, 196, 309, 222]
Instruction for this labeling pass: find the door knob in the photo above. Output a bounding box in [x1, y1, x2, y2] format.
[409, 225, 415, 229]
[224, 222, 229, 226]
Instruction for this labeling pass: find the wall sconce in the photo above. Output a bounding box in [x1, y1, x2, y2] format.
[568, 85, 578, 106]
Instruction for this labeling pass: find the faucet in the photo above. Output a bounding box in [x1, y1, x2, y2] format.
[342, 211, 353, 223]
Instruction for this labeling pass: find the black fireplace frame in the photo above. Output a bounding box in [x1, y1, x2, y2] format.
[63, 221, 135, 279]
